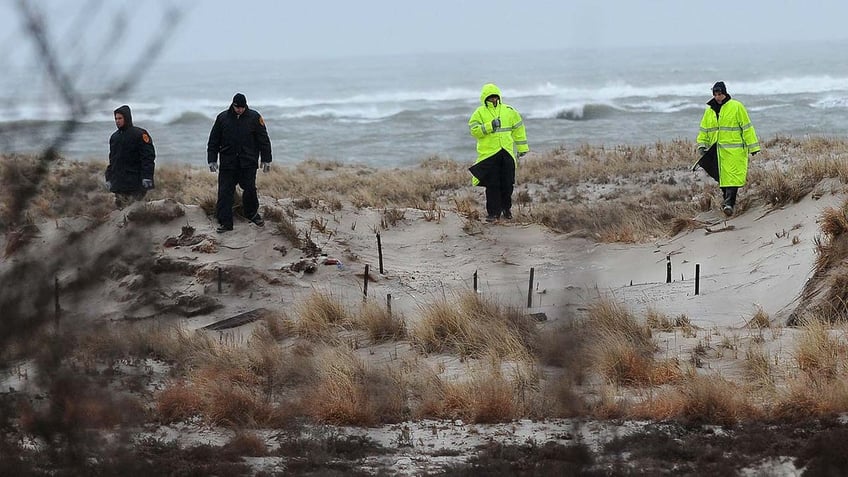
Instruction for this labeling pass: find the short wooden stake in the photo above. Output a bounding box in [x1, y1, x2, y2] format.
[376, 233, 384, 274]
[666, 256, 672, 283]
[695, 264, 700, 295]
[364, 264, 370, 300]
[473, 270, 478, 292]
[527, 267, 535, 308]
[387, 294, 392, 316]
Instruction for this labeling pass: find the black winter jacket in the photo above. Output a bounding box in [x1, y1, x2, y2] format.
[106, 105, 156, 193]
[206, 106, 272, 169]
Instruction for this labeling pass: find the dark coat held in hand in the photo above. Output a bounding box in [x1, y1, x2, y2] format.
[106, 105, 156, 194]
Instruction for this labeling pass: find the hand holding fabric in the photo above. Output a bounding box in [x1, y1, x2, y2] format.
[142, 179, 154, 189]
[105, 181, 111, 192]
[262, 162, 270, 173]
[209, 162, 218, 173]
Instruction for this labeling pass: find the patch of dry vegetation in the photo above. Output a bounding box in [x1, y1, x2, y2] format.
[586, 299, 680, 386]
[792, 198, 848, 324]
[7, 137, 848, 246]
[411, 291, 536, 359]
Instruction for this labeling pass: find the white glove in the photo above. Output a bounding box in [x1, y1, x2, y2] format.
[142, 179, 154, 189]
[262, 162, 270, 173]
[209, 162, 218, 173]
[105, 181, 111, 191]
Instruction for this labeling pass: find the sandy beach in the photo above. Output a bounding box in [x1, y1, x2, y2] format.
[3, 138, 848, 475]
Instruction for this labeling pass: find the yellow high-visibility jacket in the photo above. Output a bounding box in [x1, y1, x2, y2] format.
[468, 83, 529, 186]
[696, 98, 760, 187]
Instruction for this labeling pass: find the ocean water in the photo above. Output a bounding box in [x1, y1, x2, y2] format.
[2, 40, 848, 168]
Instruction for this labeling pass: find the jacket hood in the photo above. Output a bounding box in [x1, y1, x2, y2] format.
[479, 83, 502, 105]
[114, 105, 133, 129]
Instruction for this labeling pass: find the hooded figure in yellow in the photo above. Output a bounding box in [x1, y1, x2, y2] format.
[695, 81, 760, 217]
[468, 83, 529, 222]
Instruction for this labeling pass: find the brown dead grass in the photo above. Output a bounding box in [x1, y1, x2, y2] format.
[632, 374, 758, 425]
[294, 290, 350, 340]
[353, 301, 406, 343]
[411, 291, 536, 359]
[303, 346, 406, 425]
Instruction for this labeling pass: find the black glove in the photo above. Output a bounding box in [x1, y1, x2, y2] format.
[751, 151, 759, 156]
[518, 151, 527, 158]
[209, 162, 218, 173]
[491, 118, 501, 130]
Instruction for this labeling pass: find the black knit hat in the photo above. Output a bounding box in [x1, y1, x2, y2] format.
[232, 93, 247, 107]
[712, 81, 727, 94]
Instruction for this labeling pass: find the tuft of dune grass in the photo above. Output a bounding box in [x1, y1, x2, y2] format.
[410, 291, 536, 359]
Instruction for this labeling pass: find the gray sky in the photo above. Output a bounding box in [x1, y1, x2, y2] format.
[5, 0, 848, 63]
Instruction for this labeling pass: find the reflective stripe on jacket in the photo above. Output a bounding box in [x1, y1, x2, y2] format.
[468, 83, 528, 186]
[696, 98, 760, 187]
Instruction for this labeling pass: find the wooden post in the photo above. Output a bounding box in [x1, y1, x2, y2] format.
[527, 267, 535, 308]
[376, 232, 384, 274]
[695, 264, 700, 296]
[364, 264, 370, 300]
[387, 293, 392, 316]
[666, 256, 672, 283]
[473, 270, 478, 292]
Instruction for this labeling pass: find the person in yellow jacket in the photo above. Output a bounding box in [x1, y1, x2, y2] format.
[468, 83, 529, 222]
[695, 81, 761, 216]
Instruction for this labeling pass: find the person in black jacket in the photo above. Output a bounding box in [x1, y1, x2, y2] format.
[207, 93, 272, 233]
[106, 105, 155, 208]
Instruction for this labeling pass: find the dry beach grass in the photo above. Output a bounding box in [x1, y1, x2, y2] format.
[5, 137, 848, 474]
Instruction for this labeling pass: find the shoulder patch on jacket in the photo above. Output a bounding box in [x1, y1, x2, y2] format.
[258, 115, 265, 126]
[142, 132, 151, 144]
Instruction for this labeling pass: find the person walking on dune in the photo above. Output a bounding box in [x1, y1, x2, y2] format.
[106, 105, 156, 209]
[468, 83, 529, 222]
[207, 93, 273, 233]
[695, 81, 760, 217]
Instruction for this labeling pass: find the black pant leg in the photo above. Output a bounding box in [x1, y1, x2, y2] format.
[238, 167, 259, 219]
[500, 153, 515, 214]
[485, 185, 502, 218]
[217, 169, 238, 227]
[726, 187, 738, 207]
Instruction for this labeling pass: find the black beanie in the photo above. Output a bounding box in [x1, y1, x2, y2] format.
[232, 93, 247, 107]
[712, 81, 727, 94]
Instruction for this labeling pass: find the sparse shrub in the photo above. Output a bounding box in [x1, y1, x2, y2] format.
[157, 382, 203, 423]
[586, 298, 664, 385]
[303, 347, 405, 425]
[411, 291, 535, 359]
[295, 291, 349, 340]
[354, 301, 406, 343]
[795, 317, 842, 381]
[747, 307, 771, 329]
[223, 431, 267, 457]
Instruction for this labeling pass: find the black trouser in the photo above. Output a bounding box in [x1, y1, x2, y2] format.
[485, 149, 516, 218]
[216, 167, 259, 227]
[721, 187, 738, 208]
